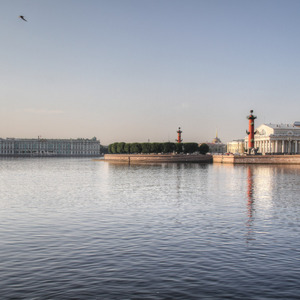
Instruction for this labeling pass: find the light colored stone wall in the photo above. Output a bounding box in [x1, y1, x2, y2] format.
[212, 155, 235, 164]
[104, 154, 213, 163]
[213, 154, 300, 164]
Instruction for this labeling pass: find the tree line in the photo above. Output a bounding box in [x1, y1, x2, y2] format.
[108, 142, 209, 154]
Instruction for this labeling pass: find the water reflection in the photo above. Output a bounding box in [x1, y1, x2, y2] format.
[246, 166, 255, 242]
[1, 159, 300, 299]
[243, 164, 300, 244]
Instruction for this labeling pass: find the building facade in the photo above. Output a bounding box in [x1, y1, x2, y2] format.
[227, 139, 245, 154]
[204, 134, 226, 154]
[0, 137, 101, 157]
[244, 124, 300, 154]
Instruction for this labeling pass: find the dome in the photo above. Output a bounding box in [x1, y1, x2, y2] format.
[212, 137, 222, 144]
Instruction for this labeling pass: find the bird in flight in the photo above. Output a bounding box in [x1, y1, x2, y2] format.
[19, 15, 27, 22]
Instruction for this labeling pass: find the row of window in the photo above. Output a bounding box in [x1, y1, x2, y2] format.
[0, 151, 99, 155]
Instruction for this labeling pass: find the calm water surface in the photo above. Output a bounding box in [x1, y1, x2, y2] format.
[0, 158, 300, 299]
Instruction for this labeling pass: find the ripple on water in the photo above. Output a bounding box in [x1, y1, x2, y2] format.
[0, 159, 300, 299]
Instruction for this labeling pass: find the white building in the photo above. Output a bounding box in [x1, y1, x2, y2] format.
[227, 139, 245, 154]
[0, 137, 101, 157]
[244, 123, 300, 154]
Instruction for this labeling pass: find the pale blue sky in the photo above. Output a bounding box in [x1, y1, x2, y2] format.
[1, 0, 300, 144]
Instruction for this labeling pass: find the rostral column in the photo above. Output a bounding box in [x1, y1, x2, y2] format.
[246, 110, 257, 154]
[176, 127, 183, 143]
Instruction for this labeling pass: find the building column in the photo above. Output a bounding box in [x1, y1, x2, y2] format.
[271, 141, 273, 153]
[296, 141, 298, 154]
[275, 140, 278, 153]
[265, 140, 267, 154]
[282, 140, 285, 153]
[271, 140, 274, 154]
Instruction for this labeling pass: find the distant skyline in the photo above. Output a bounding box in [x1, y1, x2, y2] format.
[1, 0, 300, 144]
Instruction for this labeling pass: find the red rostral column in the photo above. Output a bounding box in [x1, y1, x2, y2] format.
[176, 127, 183, 143]
[246, 110, 257, 152]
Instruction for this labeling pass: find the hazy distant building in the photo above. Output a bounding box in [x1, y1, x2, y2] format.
[203, 132, 226, 154]
[244, 123, 300, 154]
[227, 139, 245, 154]
[0, 137, 101, 157]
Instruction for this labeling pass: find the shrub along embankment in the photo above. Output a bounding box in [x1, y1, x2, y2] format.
[108, 142, 209, 154]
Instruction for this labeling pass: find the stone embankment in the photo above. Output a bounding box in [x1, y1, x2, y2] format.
[213, 154, 300, 164]
[104, 154, 213, 163]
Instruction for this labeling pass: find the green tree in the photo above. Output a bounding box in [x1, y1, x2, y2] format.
[124, 143, 131, 154]
[150, 143, 162, 153]
[117, 142, 126, 154]
[108, 144, 112, 153]
[141, 143, 151, 153]
[101, 145, 109, 154]
[199, 143, 209, 154]
[130, 143, 142, 153]
[110, 142, 119, 154]
[175, 143, 183, 153]
[183, 143, 198, 154]
[162, 142, 176, 153]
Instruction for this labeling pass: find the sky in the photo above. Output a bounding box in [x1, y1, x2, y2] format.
[1, 0, 300, 145]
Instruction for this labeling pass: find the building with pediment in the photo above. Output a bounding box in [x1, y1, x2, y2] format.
[244, 123, 300, 154]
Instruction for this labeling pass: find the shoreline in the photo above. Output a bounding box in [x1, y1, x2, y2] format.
[101, 153, 300, 165]
[101, 153, 213, 163]
[213, 154, 300, 164]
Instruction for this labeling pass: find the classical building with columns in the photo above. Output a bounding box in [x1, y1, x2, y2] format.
[244, 123, 300, 154]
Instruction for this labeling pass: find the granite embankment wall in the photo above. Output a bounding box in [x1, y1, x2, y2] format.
[213, 154, 300, 164]
[104, 154, 213, 163]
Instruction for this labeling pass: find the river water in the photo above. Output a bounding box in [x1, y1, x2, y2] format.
[0, 158, 299, 299]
